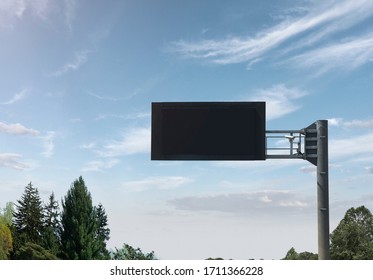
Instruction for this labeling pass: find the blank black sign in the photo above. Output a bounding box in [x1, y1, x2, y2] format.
[151, 102, 265, 160]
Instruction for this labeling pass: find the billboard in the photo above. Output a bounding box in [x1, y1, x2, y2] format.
[151, 102, 266, 160]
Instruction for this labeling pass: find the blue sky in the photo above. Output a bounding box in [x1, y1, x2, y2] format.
[1, 0, 373, 259]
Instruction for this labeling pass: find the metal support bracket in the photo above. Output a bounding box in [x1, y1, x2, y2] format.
[265, 120, 330, 260]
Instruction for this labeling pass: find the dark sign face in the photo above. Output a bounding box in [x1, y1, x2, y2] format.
[151, 102, 265, 160]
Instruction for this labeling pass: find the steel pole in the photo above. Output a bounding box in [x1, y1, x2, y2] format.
[316, 120, 330, 260]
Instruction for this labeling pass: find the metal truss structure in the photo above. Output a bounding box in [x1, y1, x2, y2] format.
[265, 120, 330, 260]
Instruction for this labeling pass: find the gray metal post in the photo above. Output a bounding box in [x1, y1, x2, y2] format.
[316, 120, 330, 260]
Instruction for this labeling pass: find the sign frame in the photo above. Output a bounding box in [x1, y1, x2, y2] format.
[151, 102, 266, 161]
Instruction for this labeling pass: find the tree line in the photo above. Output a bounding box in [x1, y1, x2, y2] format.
[2, 177, 373, 260]
[282, 205, 373, 260]
[0, 176, 155, 260]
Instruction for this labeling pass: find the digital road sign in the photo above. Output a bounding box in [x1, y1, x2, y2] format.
[151, 102, 266, 160]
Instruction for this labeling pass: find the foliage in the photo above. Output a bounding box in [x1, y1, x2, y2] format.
[0, 223, 13, 259]
[0, 202, 14, 225]
[112, 243, 157, 260]
[297, 251, 318, 260]
[282, 247, 298, 260]
[43, 192, 61, 256]
[0, 202, 14, 259]
[13, 242, 58, 260]
[13, 183, 45, 246]
[61, 176, 101, 259]
[282, 247, 318, 260]
[95, 203, 111, 259]
[330, 206, 373, 260]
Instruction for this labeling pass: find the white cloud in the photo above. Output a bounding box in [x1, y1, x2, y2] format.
[300, 165, 317, 175]
[0, 121, 39, 136]
[95, 112, 150, 121]
[290, 34, 373, 74]
[40, 131, 55, 158]
[1, 89, 28, 105]
[251, 84, 308, 120]
[330, 133, 373, 159]
[328, 118, 373, 129]
[88, 91, 123, 102]
[69, 118, 81, 123]
[169, 0, 373, 72]
[99, 127, 150, 157]
[169, 190, 312, 215]
[365, 166, 373, 174]
[79, 142, 96, 150]
[82, 159, 120, 172]
[48, 50, 91, 77]
[89, 75, 161, 103]
[0, 0, 50, 28]
[213, 158, 303, 171]
[122, 176, 193, 192]
[328, 118, 344, 127]
[64, 0, 76, 32]
[0, 0, 79, 30]
[343, 119, 373, 129]
[0, 153, 29, 170]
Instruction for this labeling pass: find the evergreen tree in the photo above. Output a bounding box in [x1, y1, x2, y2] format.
[43, 192, 61, 256]
[13, 182, 44, 246]
[14, 242, 58, 260]
[60, 176, 99, 259]
[94, 203, 110, 259]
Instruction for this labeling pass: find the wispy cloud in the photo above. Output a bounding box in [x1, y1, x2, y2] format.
[82, 159, 120, 172]
[95, 112, 150, 121]
[251, 84, 308, 120]
[330, 132, 373, 159]
[329, 118, 373, 129]
[169, 190, 312, 215]
[87, 92, 123, 102]
[48, 50, 91, 77]
[98, 127, 150, 157]
[169, 0, 373, 73]
[89, 76, 161, 101]
[1, 89, 28, 105]
[0, 153, 29, 170]
[290, 34, 373, 75]
[0, 121, 39, 136]
[365, 166, 373, 174]
[64, 0, 76, 32]
[69, 117, 81, 123]
[0, 0, 79, 31]
[122, 176, 193, 192]
[40, 131, 55, 158]
[0, 0, 49, 28]
[79, 142, 96, 150]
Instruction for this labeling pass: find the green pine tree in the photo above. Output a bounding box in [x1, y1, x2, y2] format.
[14, 242, 58, 260]
[43, 192, 61, 256]
[60, 176, 99, 259]
[94, 203, 110, 259]
[13, 183, 45, 246]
